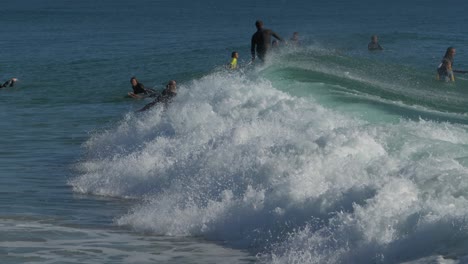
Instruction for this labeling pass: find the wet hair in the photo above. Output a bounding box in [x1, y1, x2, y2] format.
[166, 80, 176, 87]
[371, 35, 377, 41]
[255, 20, 263, 29]
[444, 47, 455, 59]
[231, 51, 238, 58]
[130, 76, 137, 83]
[166, 80, 177, 93]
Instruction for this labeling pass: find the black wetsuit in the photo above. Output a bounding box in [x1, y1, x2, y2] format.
[368, 42, 383, 51]
[138, 89, 177, 112]
[251, 28, 282, 61]
[0, 79, 15, 88]
[132, 82, 147, 94]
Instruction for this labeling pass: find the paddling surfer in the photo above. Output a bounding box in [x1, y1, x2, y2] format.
[128, 77, 155, 98]
[138, 80, 177, 112]
[0, 78, 17, 88]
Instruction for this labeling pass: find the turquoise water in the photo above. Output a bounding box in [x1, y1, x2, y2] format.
[3, 0, 468, 263]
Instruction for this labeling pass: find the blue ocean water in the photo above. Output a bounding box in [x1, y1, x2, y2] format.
[3, 0, 468, 263]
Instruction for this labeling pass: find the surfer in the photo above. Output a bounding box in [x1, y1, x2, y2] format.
[229, 51, 239, 69]
[289, 32, 300, 46]
[128, 77, 154, 98]
[251, 20, 283, 62]
[0, 78, 17, 88]
[368, 35, 383, 51]
[138, 80, 177, 112]
[437, 47, 457, 82]
[272, 40, 280, 49]
[436, 47, 468, 81]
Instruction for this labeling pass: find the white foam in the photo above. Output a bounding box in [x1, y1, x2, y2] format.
[71, 68, 468, 263]
[0, 218, 253, 263]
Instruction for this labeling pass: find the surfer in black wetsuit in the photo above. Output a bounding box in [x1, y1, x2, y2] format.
[128, 77, 156, 98]
[368, 35, 383, 51]
[0, 78, 17, 88]
[251, 20, 283, 62]
[138, 80, 177, 112]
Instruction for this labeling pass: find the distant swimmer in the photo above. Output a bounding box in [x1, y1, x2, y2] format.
[0, 78, 17, 88]
[437, 47, 457, 82]
[229, 51, 239, 69]
[289, 32, 300, 46]
[128, 77, 155, 98]
[251, 20, 283, 62]
[368, 35, 383, 51]
[272, 40, 280, 49]
[138, 80, 177, 112]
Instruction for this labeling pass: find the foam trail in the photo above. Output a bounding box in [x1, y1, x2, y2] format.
[72, 67, 468, 263]
[0, 218, 252, 263]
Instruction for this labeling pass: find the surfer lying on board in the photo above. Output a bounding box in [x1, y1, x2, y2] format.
[0, 78, 17, 88]
[138, 80, 177, 112]
[435, 47, 468, 82]
[128, 77, 155, 98]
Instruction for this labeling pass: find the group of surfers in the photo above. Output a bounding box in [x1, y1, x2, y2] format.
[129, 78, 178, 112]
[2, 20, 459, 113]
[130, 20, 303, 111]
[132, 20, 462, 112]
[367, 35, 465, 82]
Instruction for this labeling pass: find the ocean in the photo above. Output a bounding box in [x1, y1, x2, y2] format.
[2, 0, 468, 263]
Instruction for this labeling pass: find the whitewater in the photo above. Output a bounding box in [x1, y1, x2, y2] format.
[70, 50, 468, 263]
[4, 0, 468, 263]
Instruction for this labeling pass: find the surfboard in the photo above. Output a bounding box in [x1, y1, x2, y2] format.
[127, 92, 147, 99]
[127, 89, 158, 99]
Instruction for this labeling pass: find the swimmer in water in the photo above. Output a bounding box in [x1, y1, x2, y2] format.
[229, 51, 239, 69]
[368, 35, 383, 51]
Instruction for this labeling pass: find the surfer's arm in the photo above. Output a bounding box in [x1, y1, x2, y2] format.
[272, 31, 283, 42]
[137, 100, 157, 112]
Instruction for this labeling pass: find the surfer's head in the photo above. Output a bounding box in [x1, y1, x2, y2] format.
[166, 80, 177, 93]
[130, 77, 138, 86]
[291, 32, 299, 41]
[444, 47, 456, 59]
[255, 20, 263, 30]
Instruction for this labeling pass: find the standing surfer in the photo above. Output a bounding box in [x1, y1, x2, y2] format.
[251, 20, 283, 62]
